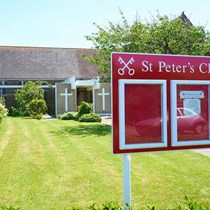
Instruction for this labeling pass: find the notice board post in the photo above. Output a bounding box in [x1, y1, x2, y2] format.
[123, 154, 131, 207]
[111, 52, 210, 206]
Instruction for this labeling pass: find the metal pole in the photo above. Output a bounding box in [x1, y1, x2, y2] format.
[123, 154, 131, 208]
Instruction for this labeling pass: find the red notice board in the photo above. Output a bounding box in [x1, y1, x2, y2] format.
[112, 53, 210, 154]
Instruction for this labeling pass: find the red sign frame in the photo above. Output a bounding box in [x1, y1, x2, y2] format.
[112, 52, 210, 154]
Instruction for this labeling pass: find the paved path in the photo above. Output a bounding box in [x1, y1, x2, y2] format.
[101, 116, 112, 125]
[193, 148, 210, 157]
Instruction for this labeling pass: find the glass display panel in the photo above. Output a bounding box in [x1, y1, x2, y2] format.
[119, 80, 167, 149]
[171, 80, 210, 146]
[125, 84, 162, 143]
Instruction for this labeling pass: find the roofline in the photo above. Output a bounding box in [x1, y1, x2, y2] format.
[0, 85, 55, 89]
[0, 45, 95, 50]
[0, 77, 99, 81]
[0, 78, 66, 81]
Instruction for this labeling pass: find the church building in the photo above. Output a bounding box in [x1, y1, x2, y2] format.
[0, 46, 111, 116]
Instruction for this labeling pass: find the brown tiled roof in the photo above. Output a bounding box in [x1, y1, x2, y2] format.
[0, 46, 98, 80]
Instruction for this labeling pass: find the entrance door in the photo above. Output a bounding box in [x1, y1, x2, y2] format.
[77, 87, 93, 106]
[44, 88, 55, 116]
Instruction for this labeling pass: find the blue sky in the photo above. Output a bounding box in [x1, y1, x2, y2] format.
[0, 0, 210, 48]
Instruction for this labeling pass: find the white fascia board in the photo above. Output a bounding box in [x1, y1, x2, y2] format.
[75, 80, 95, 87]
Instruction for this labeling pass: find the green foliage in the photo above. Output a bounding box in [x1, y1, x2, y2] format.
[85, 10, 210, 81]
[27, 98, 47, 120]
[79, 113, 101, 122]
[72, 202, 123, 210]
[147, 196, 210, 210]
[1, 197, 210, 210]
[183, 196, 210, 210]
[0, 97, 5, 105]
[58, 102, 99, 123]
[8, 107, 19, 117]
[58, 112, 78, 120]
[72, 197, 210, 209]
[73, 197, 210, 209]
[15, 81, 45, 116]
[0, 99, 8, 125]
[77, 101, 92, 119]
[0, 205, 20, 210]
[87, 202, 125, 210]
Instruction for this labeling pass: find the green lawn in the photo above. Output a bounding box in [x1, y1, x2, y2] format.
[0, 117, 210, 210]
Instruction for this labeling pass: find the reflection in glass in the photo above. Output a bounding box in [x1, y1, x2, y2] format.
[124, 84, 162, 144]
[177, 85, 209, 142]
[177, 107, 206, 135]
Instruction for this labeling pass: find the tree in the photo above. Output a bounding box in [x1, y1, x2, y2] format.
[15, 81, 47, 118]
[85, 11, 210, 81]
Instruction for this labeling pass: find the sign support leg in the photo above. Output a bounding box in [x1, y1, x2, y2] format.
[123, 154, 131, 208]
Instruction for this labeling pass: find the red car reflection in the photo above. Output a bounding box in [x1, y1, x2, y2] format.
[135, 108, 206, 136]
[177, 108, 206, 134]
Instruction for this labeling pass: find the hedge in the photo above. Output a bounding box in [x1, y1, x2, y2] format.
[78, 113, 101, 122]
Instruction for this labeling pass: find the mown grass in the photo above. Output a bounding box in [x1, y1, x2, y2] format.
[0, 117, 210, 210]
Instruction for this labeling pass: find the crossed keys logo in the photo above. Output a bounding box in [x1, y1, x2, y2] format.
[118, 57, 135, 75]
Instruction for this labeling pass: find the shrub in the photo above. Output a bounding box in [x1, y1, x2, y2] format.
[34, 114, 43, 120]
[77, 101, 92, 119]
[8, 106, 19, 116]
[0, 101, 8, 125]
[27, 98, 48, 120]
[58, 112, 77, 120]
[79, 113, 101, 122]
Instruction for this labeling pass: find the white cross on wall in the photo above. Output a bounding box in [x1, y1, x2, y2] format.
[98, 88, 109, 112]
[60, 88, 72, 112]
